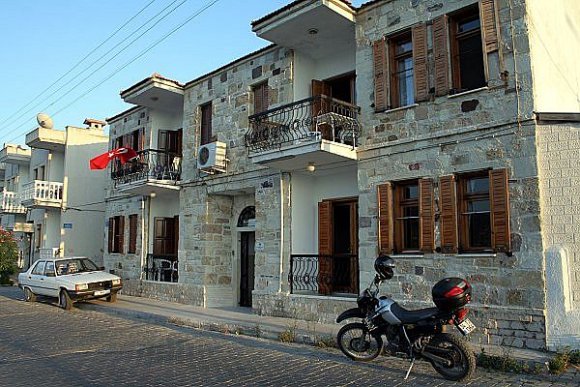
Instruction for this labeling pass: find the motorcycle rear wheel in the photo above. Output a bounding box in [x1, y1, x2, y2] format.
[425, 333, 476, 382]
[337, 322, 383, 361]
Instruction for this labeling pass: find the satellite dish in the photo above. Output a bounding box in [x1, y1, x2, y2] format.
[36, 112, 54, 129]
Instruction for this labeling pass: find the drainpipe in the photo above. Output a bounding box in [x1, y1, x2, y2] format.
[140, 195, 149, 280]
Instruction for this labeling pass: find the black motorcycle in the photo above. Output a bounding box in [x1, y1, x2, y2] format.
[336, 255, 477, 382]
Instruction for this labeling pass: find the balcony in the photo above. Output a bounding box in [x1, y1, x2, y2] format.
[25, 127, 66, 151]
[288, 254, 358, 296]
[245, 96, 360, 172]
[1, 190, 27, 214]
[21, 180, 63, 209]
[112, 149, 181, 195]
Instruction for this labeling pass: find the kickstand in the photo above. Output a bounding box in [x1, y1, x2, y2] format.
[404, 358, 415, 380]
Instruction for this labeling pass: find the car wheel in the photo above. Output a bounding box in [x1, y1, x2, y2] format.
[24, 287, 36, 303]
[106, 292, 117, 303]
[59, 290, 73, 310]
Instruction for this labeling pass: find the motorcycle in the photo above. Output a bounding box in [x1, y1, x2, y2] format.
[336, 255, 477, 382]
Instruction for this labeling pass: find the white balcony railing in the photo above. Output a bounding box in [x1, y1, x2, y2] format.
[1, 190, 27, 213]
[21, 180, 63, 207]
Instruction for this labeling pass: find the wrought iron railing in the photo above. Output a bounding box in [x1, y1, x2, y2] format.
[144, 254, 178, 283]
[245, 95, 361, 154]
[111, 149, 181, 184]
[288, 254, 359, 296]
[1, 190, 26, 213]
[21, 180, 63, 205]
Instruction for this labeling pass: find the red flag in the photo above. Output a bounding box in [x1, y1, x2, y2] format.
[89, 147, 139, 170]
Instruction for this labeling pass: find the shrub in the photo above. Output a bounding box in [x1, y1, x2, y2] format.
[0, 228, 19, 285]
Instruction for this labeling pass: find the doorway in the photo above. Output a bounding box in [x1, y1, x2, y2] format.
[239, 231, 255, 307]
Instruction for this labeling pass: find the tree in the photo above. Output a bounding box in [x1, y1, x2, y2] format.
[0, 228, 18, 285]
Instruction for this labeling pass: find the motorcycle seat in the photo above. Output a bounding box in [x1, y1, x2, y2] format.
[391, 303, 441, 324]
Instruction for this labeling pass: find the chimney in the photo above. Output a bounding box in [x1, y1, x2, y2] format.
[83, 118, 106, 131]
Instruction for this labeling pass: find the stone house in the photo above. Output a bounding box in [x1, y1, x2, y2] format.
[105, 0, 579, 350]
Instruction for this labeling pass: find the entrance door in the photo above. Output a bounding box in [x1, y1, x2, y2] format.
[240, 232, 255, 307]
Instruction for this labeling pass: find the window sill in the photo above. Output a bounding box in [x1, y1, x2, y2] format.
[390, 254, 425, 259]
[447, 86, 488, 99]
[455, 253, 497, 258]
[382, 103, 419, 114]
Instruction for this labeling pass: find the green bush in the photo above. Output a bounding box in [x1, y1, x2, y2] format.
[0, 228, 18, 285]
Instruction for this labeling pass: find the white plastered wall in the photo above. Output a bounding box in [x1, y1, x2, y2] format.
[149, 109, 183, 149]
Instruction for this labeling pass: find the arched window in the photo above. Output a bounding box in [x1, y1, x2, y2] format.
[237, 206, 255, 227]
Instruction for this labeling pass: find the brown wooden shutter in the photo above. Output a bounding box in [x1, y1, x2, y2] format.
[373, 39, 388, 112]
[253, 82, 269, 114]
[433, 15, 450, 97]
[128, 215, 137, 254]
[118, 216, 125, 254]
[200, 103, 212, 145]
[174, 215, 180, 255]
[318, 201, 333, 295]
[108, 218, 113, 253]
[480, 0, 500, 53]
[377, 183, 393, 254]
[412, 24, 429, 102]
[439, 175, 458, 253]
[489, 169, 511, 252]
[419, 178, 435, 252]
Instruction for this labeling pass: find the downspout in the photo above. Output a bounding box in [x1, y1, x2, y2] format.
[140, 195, 149, 280]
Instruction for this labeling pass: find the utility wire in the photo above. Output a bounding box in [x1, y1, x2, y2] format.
[1, 0, 188, 138]
[5, 0, 222, 144]
[0, 0, 159, 130]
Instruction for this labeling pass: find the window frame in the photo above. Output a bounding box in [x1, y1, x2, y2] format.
[457, 171, 492, 253]
[388, 30, 414, 109]
[109, 216, 125, 254]
[200, 102, 213, 145]
[449, 4, 486, 93]
[393, 179, 421, 253]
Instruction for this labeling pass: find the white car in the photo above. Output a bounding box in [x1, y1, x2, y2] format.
[18, 257, 122, 310]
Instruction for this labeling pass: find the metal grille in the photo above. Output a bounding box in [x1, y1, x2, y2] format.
[288, 254, 358, 296]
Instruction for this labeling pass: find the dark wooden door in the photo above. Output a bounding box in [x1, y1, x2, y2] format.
[240, 232, 255, 307]
[332, 200, 358, 294]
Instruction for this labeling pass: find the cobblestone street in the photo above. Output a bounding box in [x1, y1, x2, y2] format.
[0, 288, 576, 387]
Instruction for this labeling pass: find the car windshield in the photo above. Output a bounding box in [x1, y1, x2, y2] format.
[55, 258, 100, 276]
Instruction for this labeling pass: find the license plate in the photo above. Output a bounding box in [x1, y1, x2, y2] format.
[456, 318, 476, 335]
[94, 290, 110, 297]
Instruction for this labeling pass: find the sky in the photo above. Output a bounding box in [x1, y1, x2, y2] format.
[0, 0, 365, 146]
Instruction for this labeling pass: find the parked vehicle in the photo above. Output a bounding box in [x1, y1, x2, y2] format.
[18, 257, 122, 310]
[336, 255, 476, 382]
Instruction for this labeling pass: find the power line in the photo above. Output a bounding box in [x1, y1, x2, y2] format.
[0, 0, 159, 130]
[1, 0, 189, 138]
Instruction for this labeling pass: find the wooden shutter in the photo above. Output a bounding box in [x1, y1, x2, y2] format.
[153, 218, 165, 255]
[253, 82, 269, 114]
[118, 216, 125, 254]
[318, 201, 333, 295]
[433, 15, 450, 97]
[200, 103, 212, 145]
[419, 178, 435, 252]
[490, 169, 511, 252]
[128, 214, 137, 254]
[439, 175, 458, 253]
[377, 183, 393, 254]
[373, 39, 388, 112]
[480, 0, 500, 53]
[412, 24, 429, 102]
[108, 218, 113, 253]
[158, 130, 168, 150]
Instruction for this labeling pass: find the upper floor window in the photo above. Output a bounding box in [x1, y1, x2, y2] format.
[253, 82, 269, 114]
[108, 216, 124, 254]
[449, 5, 486, 92]
[200, 102, 212, 145]
[389, 32, 414, 108]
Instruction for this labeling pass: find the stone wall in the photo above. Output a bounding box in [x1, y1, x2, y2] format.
[536, 121, 580, 349]
[122, 278, 205, 306]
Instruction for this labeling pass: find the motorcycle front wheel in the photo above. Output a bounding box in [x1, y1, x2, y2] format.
[425, 333, 476, 382]
[336, 322, 383, 361]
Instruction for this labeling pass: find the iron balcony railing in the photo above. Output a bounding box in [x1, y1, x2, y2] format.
[111, 149, 181, 184]
[21, 180, 63, 206]
[245, 95, 361, 154]
[1, 190, 26, 213]
[143, 254, 178, 283]
[288, 254, 359, 296]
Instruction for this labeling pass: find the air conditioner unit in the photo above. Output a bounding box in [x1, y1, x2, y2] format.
[197, 141, 227, 173]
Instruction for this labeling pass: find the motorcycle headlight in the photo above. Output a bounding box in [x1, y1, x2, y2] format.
[75, 283, 88, 291]
[112, 279, 121, 286]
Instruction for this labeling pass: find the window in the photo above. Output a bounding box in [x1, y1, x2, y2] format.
[44, 261, 55, 277]
[34, 166, 45, 181]
[252, 82, 269, 114]
[32, 261, 45, 275]
[458, 173, 491, 251]
[108, 216, 125, 254]
[35, 223, 42, 249]
[394, 180, 420, 252]
[449, 5, 486, 92]
[128, 214, 138, 254]
[439, 169, 511, 254]
[389, 32, 414, 108]
[200, 102, 212, 145]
